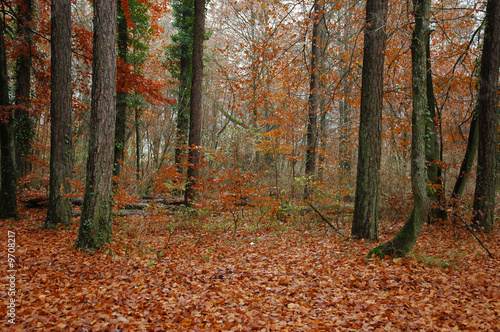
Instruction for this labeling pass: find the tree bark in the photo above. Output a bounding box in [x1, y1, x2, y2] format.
[172, 0, 194, 174]
[351, 0, 388, 240]
[184, 0, 205, 204]
[0, 14, 19, 219]
[14, 0, 33, 179]
[472, 0, 500, 233]
[46, 0, 73, 227]
[368, 0, 431, 258]
[76, 0, 117, 249]
[304, 0, 323, 200]
[113, 0, 129, 179]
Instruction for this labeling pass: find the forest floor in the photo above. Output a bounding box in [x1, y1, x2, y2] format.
[0, 201, 499, 331]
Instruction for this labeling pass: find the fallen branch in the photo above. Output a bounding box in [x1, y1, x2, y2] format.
[451, 212, 494, 258]
[306, 201, 345, 238]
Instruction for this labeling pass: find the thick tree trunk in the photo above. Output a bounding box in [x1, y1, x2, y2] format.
[304, 0, 323, 200]
[351, 0, 388, 240]
[14, 0, 33, 179]
[76, 0, 117, 249]
[184, 0, 205, 204]
[425, 35, 446, 222]
[368, 0, 431, 258]
[472, 0, 500, 233]
[451, 107, 478, 198]
[113, 0, 128, 179]
[0, 13, 19, 219]
[46, 0, 73, 226]
[170, 0, 194, 174]
[0, 16, 19, 219]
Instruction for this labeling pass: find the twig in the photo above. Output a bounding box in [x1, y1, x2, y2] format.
[156, 228, 176, 259]
[306, 201, 345, 238]
[451, 212, 493, 258]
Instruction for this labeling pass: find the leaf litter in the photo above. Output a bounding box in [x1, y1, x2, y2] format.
[0, 206, 499, 331]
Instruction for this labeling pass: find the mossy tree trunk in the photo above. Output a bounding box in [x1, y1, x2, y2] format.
[0, 14, 19, 219]
[368, 0, 431, 258]
[46, 0, 73, 227]
[113, 0, 129, 180]
[351, 0, 388, 240]
[168, 0, 194, 175]
[472, 0, 500, 233]
[184, 0, 205, 204]
[14, 0, 33, 179]
[304, 0, 323, 200]
[76, 0, 117, 249]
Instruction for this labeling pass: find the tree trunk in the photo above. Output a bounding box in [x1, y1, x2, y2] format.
[0, 15, 19, 219]
[135, 107, 141, 181]
[425, 34, 445, 222]
[351, 0, 388, 240]
[14, 0, 33, 179]
[169, 0, 194, 175]
[304, 0, 323, 200]
[339, 95, 352, 183]
[76, 0, 117, 249]
[368, 0, 431, 258]
[338, 10, 354, 188]
[113, 0, 129, 179]
[451, 107, 478, 198]
[46, 0, 73, 227]
[472, 0, 500, 233]
[184, 0, 205, 204]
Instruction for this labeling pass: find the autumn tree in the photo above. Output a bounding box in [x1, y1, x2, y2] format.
[368, 0, 431, 258]
[0, 10, 19, 219]
[351, 0, 388, 240]
[472, 0, 500, 233]
[76, 0, 117, 249]
[14, 0, 33, 178]
[184, 0, 205, 204]
[46, 0, 73, 227]
[304, 0, 324, 200]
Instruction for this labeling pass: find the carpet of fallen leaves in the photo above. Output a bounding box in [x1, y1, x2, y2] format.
[1, 204, 499, 332]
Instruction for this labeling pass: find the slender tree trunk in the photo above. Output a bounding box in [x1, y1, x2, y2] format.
[338, 9, 354, 188]
[14, 0, 33, 179]
[451, 107, 478, 198]
[184, 0, 205, 204]
[368, 0, 431, 258]
[76, 0, 117, 249]
[46, 0, 73, 227]
[304, 0, 323, 200]
[113, 0, 129, 179]
[472, 0, 500, 232]
[425, 35, 446, 222]
[339, 95, 352, 182]
[135, 107, 141, 181]
[351, 0, 388, 240]
[175, 66, 190, 174]
[0, 15, 19, 219]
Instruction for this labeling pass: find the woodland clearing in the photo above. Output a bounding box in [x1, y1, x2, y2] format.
[0, 202, 499, 331]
